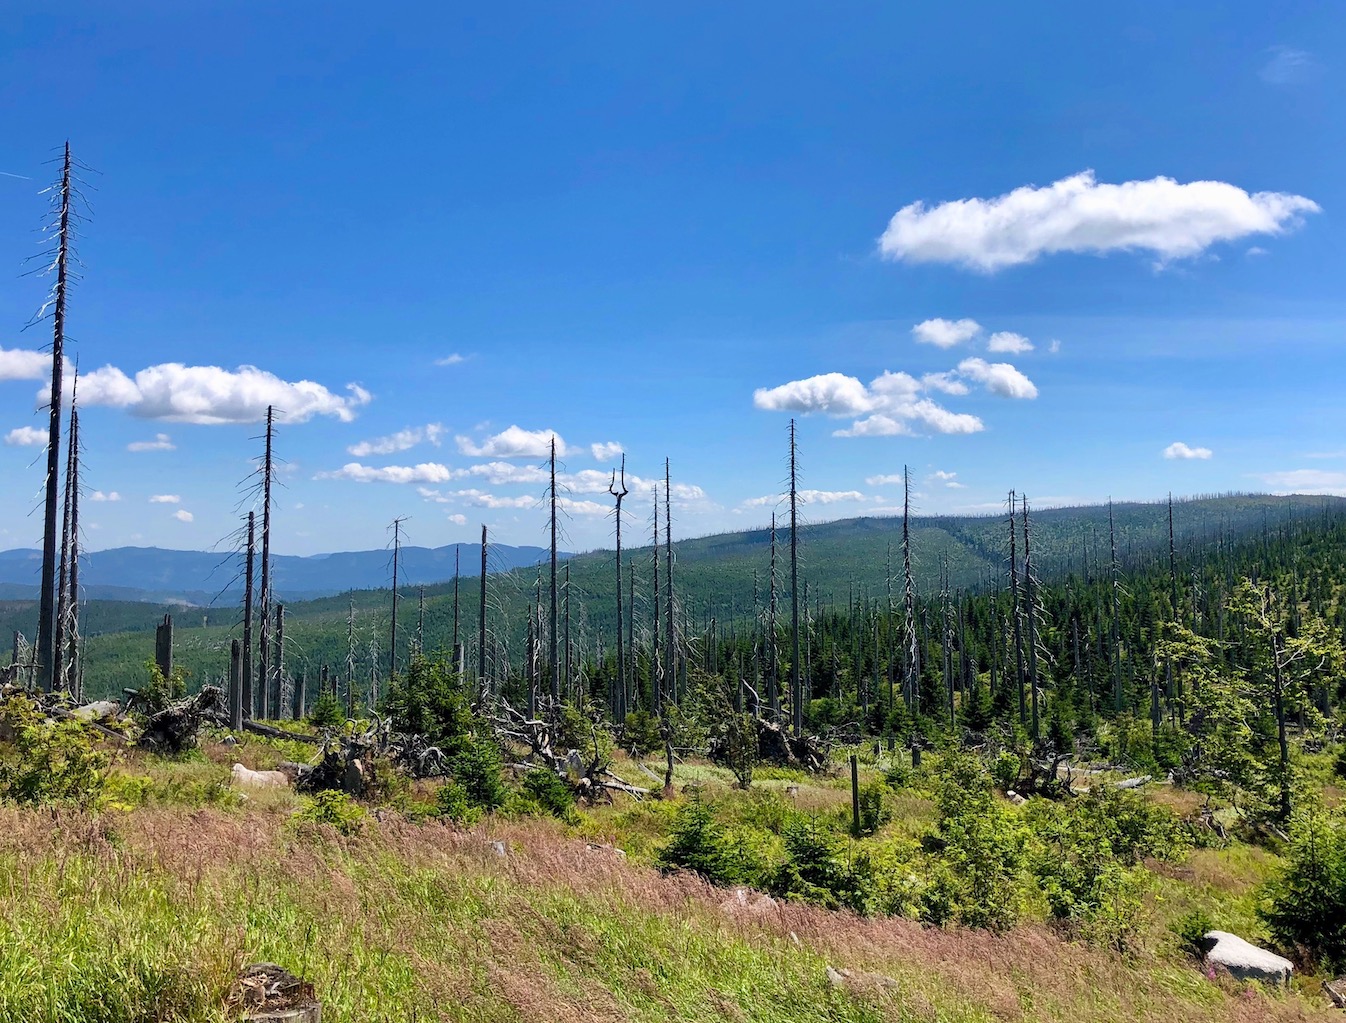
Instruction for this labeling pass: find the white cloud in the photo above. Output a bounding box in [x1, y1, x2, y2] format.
[451, 488, 536, 509]
[1260, 46, 1317, 86]
[833, 415, 915, 438]
[347, 423, 444, 457]
[986, 331, 1034, 355]
[956, 358, 1039, 399]
[591, 441, 623, 461]
[1048, 339, 1062, 354]
[448, 513, 468, 525]
[173, 509, 193, 523]
[317, 462, 457, 484]
[127, 432, 175, 452]
[149, 494, 181, 504]
[66, 362, 371, 424]
[467, 462, 547, 485]
[4, 425, 45, 447]
[0, 348, 49, 381]
[558, 497, 610, 517]
[911, 318, 981, 348]
[565, 468, 705, 501]
[1246, 246, 1269, 258]
[878, 170, 1320, 272]
[921, 371, 970, 396]
[753, 373, 878, 417]
[91, 490, 121, 502]
[435, 353, 467, 366]
[455, 425, 570, 458]
[865, 473, 905, 486]
[1255, 469, 1346, 495]
[744, 489, 867, 508]
[1163, 442, 1213, 460]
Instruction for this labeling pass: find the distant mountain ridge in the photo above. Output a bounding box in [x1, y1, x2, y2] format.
[0, 542, 560, 606]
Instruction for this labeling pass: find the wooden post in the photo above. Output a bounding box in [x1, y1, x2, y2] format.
[229, 639, 242, 731]
[293, 667, 306, 721]
[154, 614, 173, 681]
[850, 754, 861, 836]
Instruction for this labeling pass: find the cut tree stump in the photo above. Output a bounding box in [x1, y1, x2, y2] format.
[231, 963, 321, 1023]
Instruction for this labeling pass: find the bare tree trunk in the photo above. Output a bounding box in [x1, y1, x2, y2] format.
[274, 603, 286, 718]
[229, 638, 243, 730]
[1022, 496, 1040, 740]
[768, 512, 780, 719]
[652, 487, 663, 712]
[65, 405, 81, 699]
[37, 143, 73, 693]
[55, 385, 77, 692]
[347, 599, 358, 712]
[259, 406, 274, 718]
[665, 458, 677, 707]
[548, 438, 560, 709]
[243, 512, 255, 719]
[564, 564, 573, 704]
[627, 563, 635, 709]
[1008, 490, 1026, 726]
[609, 456, 629, 720]
[389, 517, 404, 680]
[478, 525, 488, 699]
[902, 467, 919, 715]
[1109, 499, 1123, 713]
[789, 420, 803, 736]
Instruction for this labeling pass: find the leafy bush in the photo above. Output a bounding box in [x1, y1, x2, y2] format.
[1259, 807, 1346, 971]
[296, 791, 367, 835]
[382, 656, 476, 755]
[434, 781, 481, 825]
[882, 760, 913, 790]
[137, 660, 187, 715]
[0, 695, 107, 807]
[771, 817, 876, 913]
[1172, 908, 1217, 958]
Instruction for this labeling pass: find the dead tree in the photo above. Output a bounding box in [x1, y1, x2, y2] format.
[65, 402, 82, 699]
[415, 585, 425, 657]
[768, 512, 780, 719]
[35, 143, 74, 693]
[389, 517, 405, 679]
[665, 457, 678, 706]
[243, 512, 256, 719]
[652, 487, 663, 712]
[548, 437, 561, 708]
[273, 603, 286, 718]
[258, 406, 276, 718]
[1007, 490, 1026, 726]
[55, 379, 76, 693]
[902, 467, 919, 713]
[789, 420, 803, 736]
[1022, 495, 1040, 740]
[346, 599, 358, 710]
[478, 525, 488, 699]
[1109, 499, 1123, 712]
[608, 456, 629, 720]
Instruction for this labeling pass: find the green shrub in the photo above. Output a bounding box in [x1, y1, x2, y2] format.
[1333, 746, 1346, 782]
[1259, 807, 1346, 971]
[452, 737, 508, 812]
[1172, 908, 1217, 958]
[520, 768, 579, 824]
[296, 791, 367, 835]
[882, 760, 913, 790]
[434, 781, 481, 824]
[307, 691, 344, 729]
[855, 780, 892, 837]
[0, 695, 107, 808]
[771, 817, 876, 913]
[657, 799, 766, 887]
[137, 660, 187, 715]
[622, 709, 663, 756]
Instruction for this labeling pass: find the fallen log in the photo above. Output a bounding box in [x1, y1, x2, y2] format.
[240, 719, 322, 745]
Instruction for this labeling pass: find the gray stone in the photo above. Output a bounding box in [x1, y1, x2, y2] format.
[1201, 931, 1294, 986]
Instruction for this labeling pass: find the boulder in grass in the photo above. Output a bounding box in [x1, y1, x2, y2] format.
[231, 763, 290, 789]
[1200, 931, 1293, 986]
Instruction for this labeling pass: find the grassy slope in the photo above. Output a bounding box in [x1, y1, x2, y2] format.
[0, 737, 1332, 1023]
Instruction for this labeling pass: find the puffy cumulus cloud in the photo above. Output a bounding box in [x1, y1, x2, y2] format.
[4, 425, 45, 446]
[149, 494, 180, 504]
[986, 331, 1034, 355]
[55, 362, 371, 424]
[911, 318, 981, 348]
[91, 490, 121, 502]
[317, 462, 458, 485]
[456, 425, 569, 459]
[127, 433, 175, 452]
[559, 498, 609, 517]
[744, 489, 867, 508]
[865, 473, 905, 486]
[591, 441, 623, 461]
[956, 358, 1038, 399]
[878, 170, 1320, 272]
[347, 423, 444, 458]
[447, 513, 468, 525]
[173, 509, 194, 523]
[1163, 442, 1213, 460]
[921, 372, 969, 396]
[0, 347, 49, 381]
[1255, 469, 1346, 495]
[929, 470, 967, 489]
[753, 373, 877, 417]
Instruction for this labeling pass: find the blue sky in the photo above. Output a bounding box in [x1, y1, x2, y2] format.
[1, 2, 1343, 556]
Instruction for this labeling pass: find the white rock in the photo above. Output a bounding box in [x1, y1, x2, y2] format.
[1202, 931, 1294, 986]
